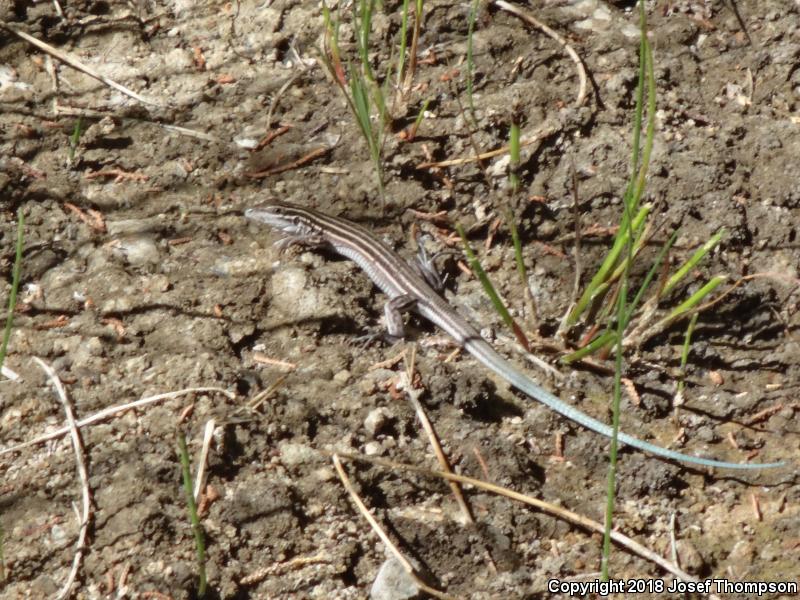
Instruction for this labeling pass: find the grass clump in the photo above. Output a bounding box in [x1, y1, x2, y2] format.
[320, 1, 427, 199]
[561, 21, 725, 360]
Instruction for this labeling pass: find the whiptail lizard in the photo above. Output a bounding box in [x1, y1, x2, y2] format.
[246, 202, 783, 470]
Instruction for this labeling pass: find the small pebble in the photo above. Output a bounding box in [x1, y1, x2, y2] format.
[364, 407, 394, 438]
[370, 557, 420, 600]
[363, 441, 383, 456]
[110, 236, 160, 266]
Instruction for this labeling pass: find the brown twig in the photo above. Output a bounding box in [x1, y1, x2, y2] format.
[64, 202, 106, 232]
[247, 374, 290, 411]
[246, 146, 332, 178]
[401, 0, 424, 96]
[34, 357, 93, 600]
[332, 452, 703, 583]
[255, 124, 292, 151]
[399, 347, 474, 524]
[332, 455, 455, 600]
[1, 25, 164, 107]
[746, 404, 784, 426]
[194, 419, 215, 503]
[493, 1, 587, 107]
[84, 168, 149, 183]
[417, 121, 558, 169]
[239, 553, 329, 586]
[252, 353, 297, 370]
[0, 387, 235, 457]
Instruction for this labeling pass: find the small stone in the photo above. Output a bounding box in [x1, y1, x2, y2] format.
[487, 155, 510, 179]
[312, 467, 336, 482]
[364, 441, 383, 456]
[726, 539, 755, 567]
[107, 217, 164, 236]
[358, 378, 379, 395]
[370, 557, 420, 600]
[364, 407, 394, 438]
[333, 369, 351, 384]
[110, 236, 161, 266]
[708, 370, 724, 386]
[73, 336, 105, 369]
[50, 524, 69, 548]
[278, 442, 316, 467]
[675, 540, 705, 573]
[144, 274, 171, 292]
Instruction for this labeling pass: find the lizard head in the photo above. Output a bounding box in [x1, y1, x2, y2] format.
[245, 202, 319, 237]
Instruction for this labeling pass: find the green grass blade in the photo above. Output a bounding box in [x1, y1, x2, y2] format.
[350, 73, 373, 144]
[350, 0, 387, 197]
[0, 198, 13, 581]
[68, 118, 83, 161]
[601, 277, 626, 580]
[568, 204, 650, 325]
[661, 229, 724, 297]
[0, 208, 24, 372]
[321, 2, 385, 197]
[593, 207, 652, 324]
[401, 0, 424, 93]
[354, 0, 388, 122]
[632, 34, 656, 204]
[321, 4, 344, 85]
[566, 230, 678, 362]
[509, 113, 521, 194]
[456, 223, 530, 351]
[405, 98, 431, 141]
[677, 313, 699, 397]
[396, 0, 411, 91]
[626, 34, 646, 200]
[665, 275, 726, 323]
[624, 230, 679, 324]
[466, 0, 479, 120]
[504, 208, 527, 294]
[565, 0, 656, 333]
[562, 329, 616, 364]
[602, 2, 649, 580]
[177, 431, 207, 597]
[349, 70, 384, 195]
[356, 0, 374, 79]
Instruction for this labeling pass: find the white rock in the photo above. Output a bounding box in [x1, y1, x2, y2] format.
[370, 557, 420, 600]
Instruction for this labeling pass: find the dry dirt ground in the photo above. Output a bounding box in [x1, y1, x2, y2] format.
[1, 0, 799, 598]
